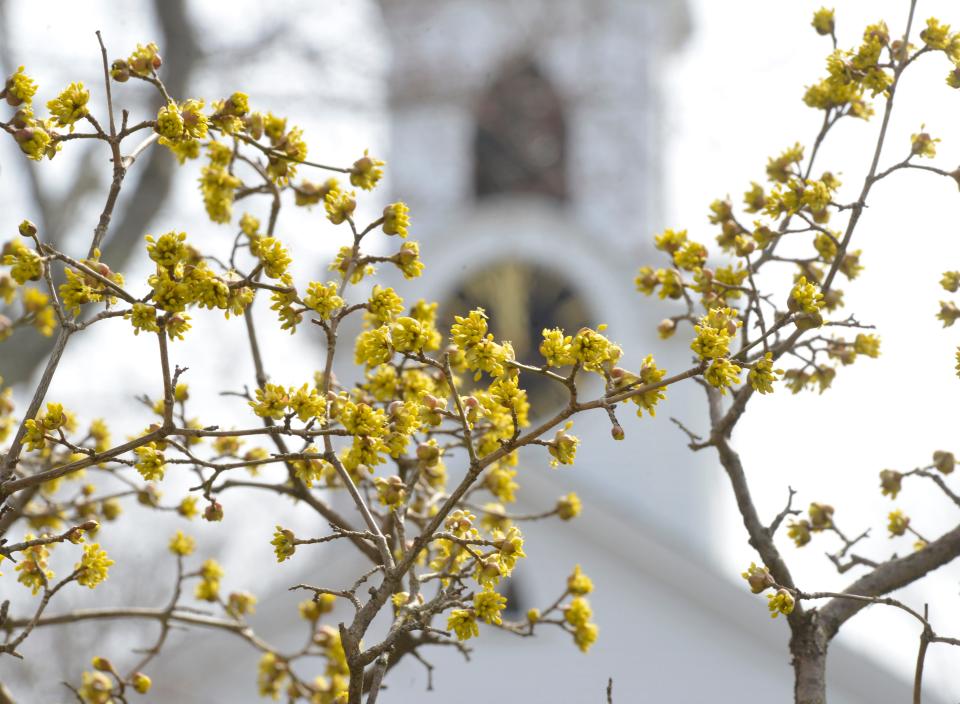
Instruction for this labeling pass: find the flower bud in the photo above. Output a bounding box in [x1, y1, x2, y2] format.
[10, 109, 30, 130]
[610, 424, 625, 441]
[131, 672, 152, 694]
[416, 442, 440, 466]
[245, 112, 264, 140]
[110, 60, 130, 82]
[822, 289, 843, 310]
[313, 625, 338, 648]
[101, 499, 122, 521]
[879, 469, 902, 499]
[734, 236, 756, 257]
[137, 485, 161, 507]
[657, 319, 676, 339]
[477, 556, 502, 583]
[556, 493, 581, 521]
[13, 127, 34, 145]
[911, 132, 934, 156]
[18, 219, 37, 238]
[91, 656, 115, 672]
[933, 450, 955, 475]
[795, 312, 824, 331]
[808, 502, 834, 531]
[741, 562, 775, 594]
[204, 501, 224, 522]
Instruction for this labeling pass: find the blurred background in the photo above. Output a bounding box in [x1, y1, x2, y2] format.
[0, 0, 958, 701]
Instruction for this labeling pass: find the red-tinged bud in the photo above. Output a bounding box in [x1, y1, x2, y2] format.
[204, 501, 224, 522]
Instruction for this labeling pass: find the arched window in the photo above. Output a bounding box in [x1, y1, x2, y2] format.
[473, 57, 567, 201]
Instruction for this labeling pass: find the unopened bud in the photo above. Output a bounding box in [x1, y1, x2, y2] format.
[657, 319, 676, 339]
[933, 450, 955, 475]
[131, 672, 152, 694]
[795, 312, 824, 331]
[416, 442, 440, 466]
[91, 656, 114, 672]
[137, 486, 161, 507]
[10, 109, 30, 129]
[18, 219, 37, 238]
[110, 60, 130, 82]
[203, 501, 224, 522]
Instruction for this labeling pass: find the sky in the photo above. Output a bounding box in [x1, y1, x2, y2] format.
[1, 0, 959, 698]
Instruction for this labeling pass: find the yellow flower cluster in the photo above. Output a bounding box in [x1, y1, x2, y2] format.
[195, 559, 223, 601]
[169, 530, 196, 556]
[887, 509, 909, 537]
[143, 230, 253, 335]
[15, 536, 53, 595]
[548, 425, 579, 468]
[271, 526, 296, 562]
[474, 588, 507, 625]
[304, 281, 344, 320]
[249, 382, 326, 422]
[567, 564, 593, 596]
[75, 543, 114, 589]
[250, 236, 291, 280]
[23, 401, 73, 453]
[748, 352, 783, 394]
[46, 82, 90, 130]
[451, 308, 513, 380]
[788, 276, 825, 317]
[111, 42, 162, 81]
[134, 442, 165, 481]
[564, 596, 599, 652]
[263, 113, 308, 185]
[691, 307, 741, 360]
[349, 150, 385, 191]
[447, 608, 479, 641]
[570, 325, 621, 372]
[3, 65, 38, 105]
[382, 201, 410, 237]
[3, 238, 43, 284]
[767, 589, 795, 618]
[59, 254, 124, 317]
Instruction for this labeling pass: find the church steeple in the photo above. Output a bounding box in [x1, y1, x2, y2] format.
[375, 0, 715, 556]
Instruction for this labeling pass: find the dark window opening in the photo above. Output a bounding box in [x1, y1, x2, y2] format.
[474, 57, 567, 201]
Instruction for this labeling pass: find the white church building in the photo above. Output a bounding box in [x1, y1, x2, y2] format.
[152, 0, 930, 701]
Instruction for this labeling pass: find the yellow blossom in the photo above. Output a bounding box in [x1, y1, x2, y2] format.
[75, 543, 113, 589]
